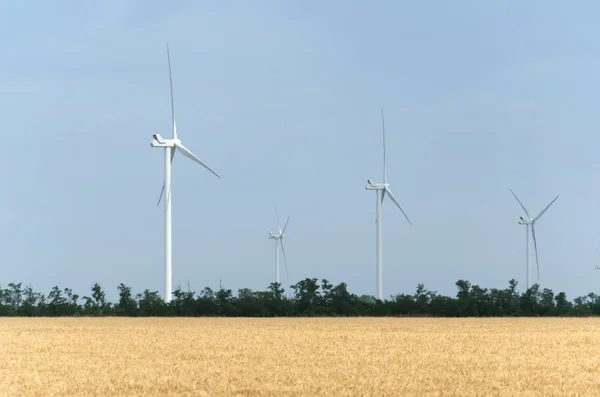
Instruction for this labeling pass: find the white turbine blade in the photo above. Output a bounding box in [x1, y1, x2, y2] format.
[281, 216, 290, 236]
[275, 205, 281, 234]
[381, 108, 387, 184]
[280, 239, 289, 281]
[533, 194, 559, 222]
[381, 189, 386, 203]
[174, 142, 221, 179]
[156, 147, 176, 206]
[157, 183, 165, 206]
[509, 189, 531, 219]
[167, 43, 177, 140]
[531, 223, 540, 280]
[384, 186, 412, 225]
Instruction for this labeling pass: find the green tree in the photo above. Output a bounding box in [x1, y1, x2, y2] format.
[116, 283, 137, 316]
[215, 287, 237, 316]
[539, 288, 555, 315]
[455, 280, 473, 316]
[46, 286, 69, 316]
[171, 288, 196, 316]
[5, 282, 23, 313]
[20, 284, 40, 316]
[520, 284, 542, 316]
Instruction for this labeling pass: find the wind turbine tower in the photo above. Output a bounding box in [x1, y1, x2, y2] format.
[268, 206, 290, 285]
[150, 44, 222, 303]
[365, 109, 412, 301]
[510, 189, 559, 290]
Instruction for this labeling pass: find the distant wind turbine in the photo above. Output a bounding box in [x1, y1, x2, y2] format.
[510, 189, 559, 290]
[268, 206, 290, 285]
[150, 44, 222, 303]
[365, 109, 412, 301]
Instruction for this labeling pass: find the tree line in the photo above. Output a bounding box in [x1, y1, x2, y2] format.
[1, 278, 599, 317]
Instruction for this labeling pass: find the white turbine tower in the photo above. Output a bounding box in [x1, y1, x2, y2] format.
[510, 189, 559, 290]
[150, 44, 221, 303]
[268, 206, 290, 285]
[365, 109, 412, 301]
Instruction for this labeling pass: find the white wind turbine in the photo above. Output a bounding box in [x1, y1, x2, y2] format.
[365, 109, 412, 301]
[510, 189, 559, 290]
[150, 44, 221, 303]
[268, 206, 290, 285]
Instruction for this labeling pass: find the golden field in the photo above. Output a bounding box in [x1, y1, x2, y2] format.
[1, 318, 600, 396]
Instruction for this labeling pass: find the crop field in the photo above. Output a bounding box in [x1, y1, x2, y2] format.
[1, 318, 600, 396]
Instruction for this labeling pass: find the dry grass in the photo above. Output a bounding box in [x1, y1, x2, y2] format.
[1, 317, 600, 396]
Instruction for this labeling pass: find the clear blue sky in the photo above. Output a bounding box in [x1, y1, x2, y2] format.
[2, 0, 600, 301]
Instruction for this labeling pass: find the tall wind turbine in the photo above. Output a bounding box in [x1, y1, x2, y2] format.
[510, 189, 559, 290]
[150, 44, 221, 303]
[268, 206, 290, 285]
[365, 109, 412, 301]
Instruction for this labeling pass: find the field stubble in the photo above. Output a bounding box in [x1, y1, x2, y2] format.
[1, 317, 600, 396]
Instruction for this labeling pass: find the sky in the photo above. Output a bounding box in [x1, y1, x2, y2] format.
[2, 0, 600, 302]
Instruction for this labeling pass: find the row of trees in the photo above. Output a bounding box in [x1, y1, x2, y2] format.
[1, 278, 599, 317]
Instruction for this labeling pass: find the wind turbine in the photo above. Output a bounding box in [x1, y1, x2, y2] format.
[268, 206, 290, 285]
[365, 109, 412, 301]
[510, 189, 559, 290]
[150, 44, 221, 303]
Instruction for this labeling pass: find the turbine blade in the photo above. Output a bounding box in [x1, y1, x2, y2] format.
[275, 205, 281, 234]
[174, 142, 221, 179]
[157, 183, 165, 206]
[381, 108, 387, 184]
[167, 43, 177, 140]
[280, 239, 289, 281]
[531, 223, 540, 280]
[281, 216, 290, 236]
[509, 189, 531, 219]
[381, 189, 386, 203]
[533, 194, 559, 222]
[156, 147, 176, 206]
[384, 186, 412, 225]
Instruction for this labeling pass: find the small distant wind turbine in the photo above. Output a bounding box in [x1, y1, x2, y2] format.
[365, 109, 412, 301]
[510, 189, 559, 290]
[150, 44, 222, 303]
[268, 206, 290, 284]
[594, 249, 600, 271]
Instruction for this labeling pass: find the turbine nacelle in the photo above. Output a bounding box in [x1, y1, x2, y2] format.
[365, 179, 385, 190]
[518, 216, 533, 225]
[151, 133, 175, 148]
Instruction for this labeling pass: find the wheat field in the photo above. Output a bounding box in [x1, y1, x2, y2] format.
[1, 317, 600, 396]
